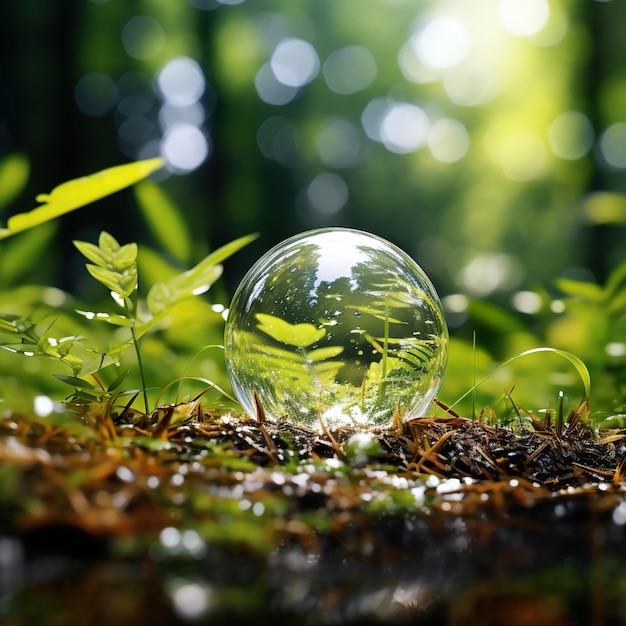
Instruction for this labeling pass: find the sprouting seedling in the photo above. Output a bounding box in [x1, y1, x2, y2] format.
[73, 231, 257, 412]
[74, 231, 148, 411]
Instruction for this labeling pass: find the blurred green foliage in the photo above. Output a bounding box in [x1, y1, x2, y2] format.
[0, 1, 625, 420]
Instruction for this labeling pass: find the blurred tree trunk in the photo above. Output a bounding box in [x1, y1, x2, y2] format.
[585, 1, 626, 281]
[3, 0, 82, 210]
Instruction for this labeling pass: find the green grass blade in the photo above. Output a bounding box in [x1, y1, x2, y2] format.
[447, 347, 591, 415]
[134, 180, 192, 265]
[0, 153, 29, 211]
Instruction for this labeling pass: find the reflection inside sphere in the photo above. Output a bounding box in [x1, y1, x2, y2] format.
[224, 228, 448, 429]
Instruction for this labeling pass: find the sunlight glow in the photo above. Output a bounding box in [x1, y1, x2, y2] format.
[444, 59, 497, 107]
[498, 0, 550, 37]
[413, 16, 470, 70]
[398, 40, 441, 84]
[361, 98, 391, 142]
[485, 129, 548, 181]
[159, 101, 205, 129]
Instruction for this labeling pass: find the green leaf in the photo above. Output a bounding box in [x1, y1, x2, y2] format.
[134, 180, 192, 265]
[53, 374, 97, 390]
[86, 265, 126, 295]
[98, 231, 121, 255]
[0, 158, 164, 240]
[199, 233, 259, 268]
[74, 240, 109, 267]
[0, 316, 19, 334]
[107, 369, 132, 392]
[556, 278, 605, 303]
[467, 299, 528, 333]
[76, 310, 134, 327]
[608, 287, 626, 315]
[112, 242, 138, 271]
[0, 153, 29, 211]
[255, 313, 326, 347]
[146, 283, 172, 316]
[347, 305, 406, 324]
[138, 246, 179, 286]
[605, 258, 626, 300]
[306, 346, 345, 361]
[167, 263, 223, 300]
[0, 222, 57, 286]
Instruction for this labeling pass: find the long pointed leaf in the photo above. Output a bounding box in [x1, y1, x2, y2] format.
[134, 180, 192, 264]
[197, 233, 259, 269]
[0, 158, 164, 240]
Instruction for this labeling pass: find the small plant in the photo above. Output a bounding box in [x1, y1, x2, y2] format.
[0, 158, 255, 415]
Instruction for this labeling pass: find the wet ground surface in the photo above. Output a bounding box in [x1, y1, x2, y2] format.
[2, 408, 626, 625]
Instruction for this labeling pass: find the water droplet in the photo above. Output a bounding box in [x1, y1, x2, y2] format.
[224, 228, 448, 428]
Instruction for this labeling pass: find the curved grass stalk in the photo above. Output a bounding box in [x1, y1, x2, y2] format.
[446, 347, 591, 416]
[153, 375, 239, 410]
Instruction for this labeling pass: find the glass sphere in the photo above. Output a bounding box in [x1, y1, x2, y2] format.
[224, 228, 448, 429]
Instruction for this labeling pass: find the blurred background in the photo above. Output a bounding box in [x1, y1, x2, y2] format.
[1, 0, 625, 417]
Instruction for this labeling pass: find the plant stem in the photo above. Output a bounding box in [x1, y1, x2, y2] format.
[125, 297, 149, 413]
[378, 313, 390, 404]
[131, 325, 149, 413]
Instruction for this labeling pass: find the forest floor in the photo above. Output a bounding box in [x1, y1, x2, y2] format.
[2, 404, 626, 625]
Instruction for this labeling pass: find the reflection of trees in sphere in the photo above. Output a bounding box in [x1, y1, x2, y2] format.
[224, 228, 448, 429]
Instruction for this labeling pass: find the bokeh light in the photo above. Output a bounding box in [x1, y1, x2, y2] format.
[256, 116, 302, 165]
[456, 252, 524, 297]
[306, 172, 349, 215]
[255, 63, 298, 105]
[444, 59, 498, 107]
[121, 15, 165, 60]
[498, 0, 550, 37]
[427, 119, 470, 163]
[157, 57, 205, 107]
[599, 122, 626, 169]
[362, 99, 431, 154]
[161, 124, 210, 172]
[323, 46, 377, 94]
[380, 103, 430, 154]
[413, 16, 471, 70]
[270, 38, 319, 87]
[548, 111, 594, 160]
[316, 118, 363, 168]
[74, 72, 118, 117]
